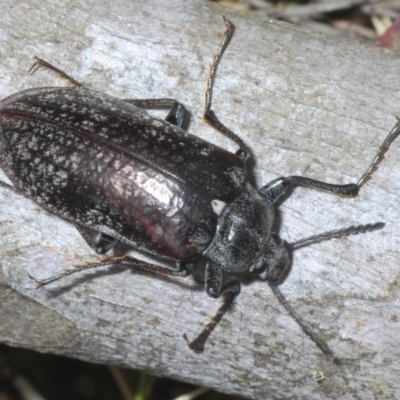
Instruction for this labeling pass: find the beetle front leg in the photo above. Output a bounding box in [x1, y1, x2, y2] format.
[260, 121, 400, 203]
[202, 18, 250, 161]
[185, 263, 240, 352]
[356, 119, 400, 187]
[260, 176, 359, 205]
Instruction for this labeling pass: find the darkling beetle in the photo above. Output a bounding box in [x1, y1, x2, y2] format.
[0, 18, 398, 360]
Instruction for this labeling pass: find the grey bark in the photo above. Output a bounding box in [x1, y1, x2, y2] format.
[1, 0, 400, 399]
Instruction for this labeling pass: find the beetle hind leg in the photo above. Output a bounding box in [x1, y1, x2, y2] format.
[29, 255, 192, 287]
[28, 56, 83, 88]
[74, 224, 118, 254]
[165, 102, 186, 127]
[123, 99, 187, 128]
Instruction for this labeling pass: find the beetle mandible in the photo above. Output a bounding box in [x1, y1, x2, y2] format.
[0, 18, 399, 360]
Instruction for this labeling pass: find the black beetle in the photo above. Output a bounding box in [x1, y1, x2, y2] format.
[0, 18, 398, 359]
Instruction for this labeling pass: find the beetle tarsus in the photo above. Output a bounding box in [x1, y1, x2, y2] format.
[202, 18, 250, 161]
[183, 333, 205, 353]
[186, 292, 236, 352]
[357, 121, 400, 188]
[28, 56, 83, 88]
[28, 273, 44, 287]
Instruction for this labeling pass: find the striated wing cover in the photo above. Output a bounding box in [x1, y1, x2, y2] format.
[0, 88, 247, 261]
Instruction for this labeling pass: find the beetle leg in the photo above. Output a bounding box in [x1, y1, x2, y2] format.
[29, 255, 192, 287]
[165, 102, 186, 127]
[184, 263, 240, 352]
[258, 178, 292, 205]
[356, 119, 400, 187]
[260, 121, 400, 202]
[0, 180, 21, 193]
[28, 56, 83, 88]
[74, 224, 118, 254]
[203, 17, 250, 162]
[123, 99, 187, 128]
[260, 176, 359, 203]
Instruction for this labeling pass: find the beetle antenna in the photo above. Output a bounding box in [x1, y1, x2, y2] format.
[267, 280, 340, 363]
[267, 222, 384, 362]
[289, 222, 384, 249]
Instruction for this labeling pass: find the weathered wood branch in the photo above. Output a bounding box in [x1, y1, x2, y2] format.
[1, 0, 400, 398]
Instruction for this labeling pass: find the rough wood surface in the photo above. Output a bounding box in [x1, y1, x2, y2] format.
[1, 0, 400, 399]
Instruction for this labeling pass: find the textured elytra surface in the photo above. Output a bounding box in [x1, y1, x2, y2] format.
[0, 87, 246, 260]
